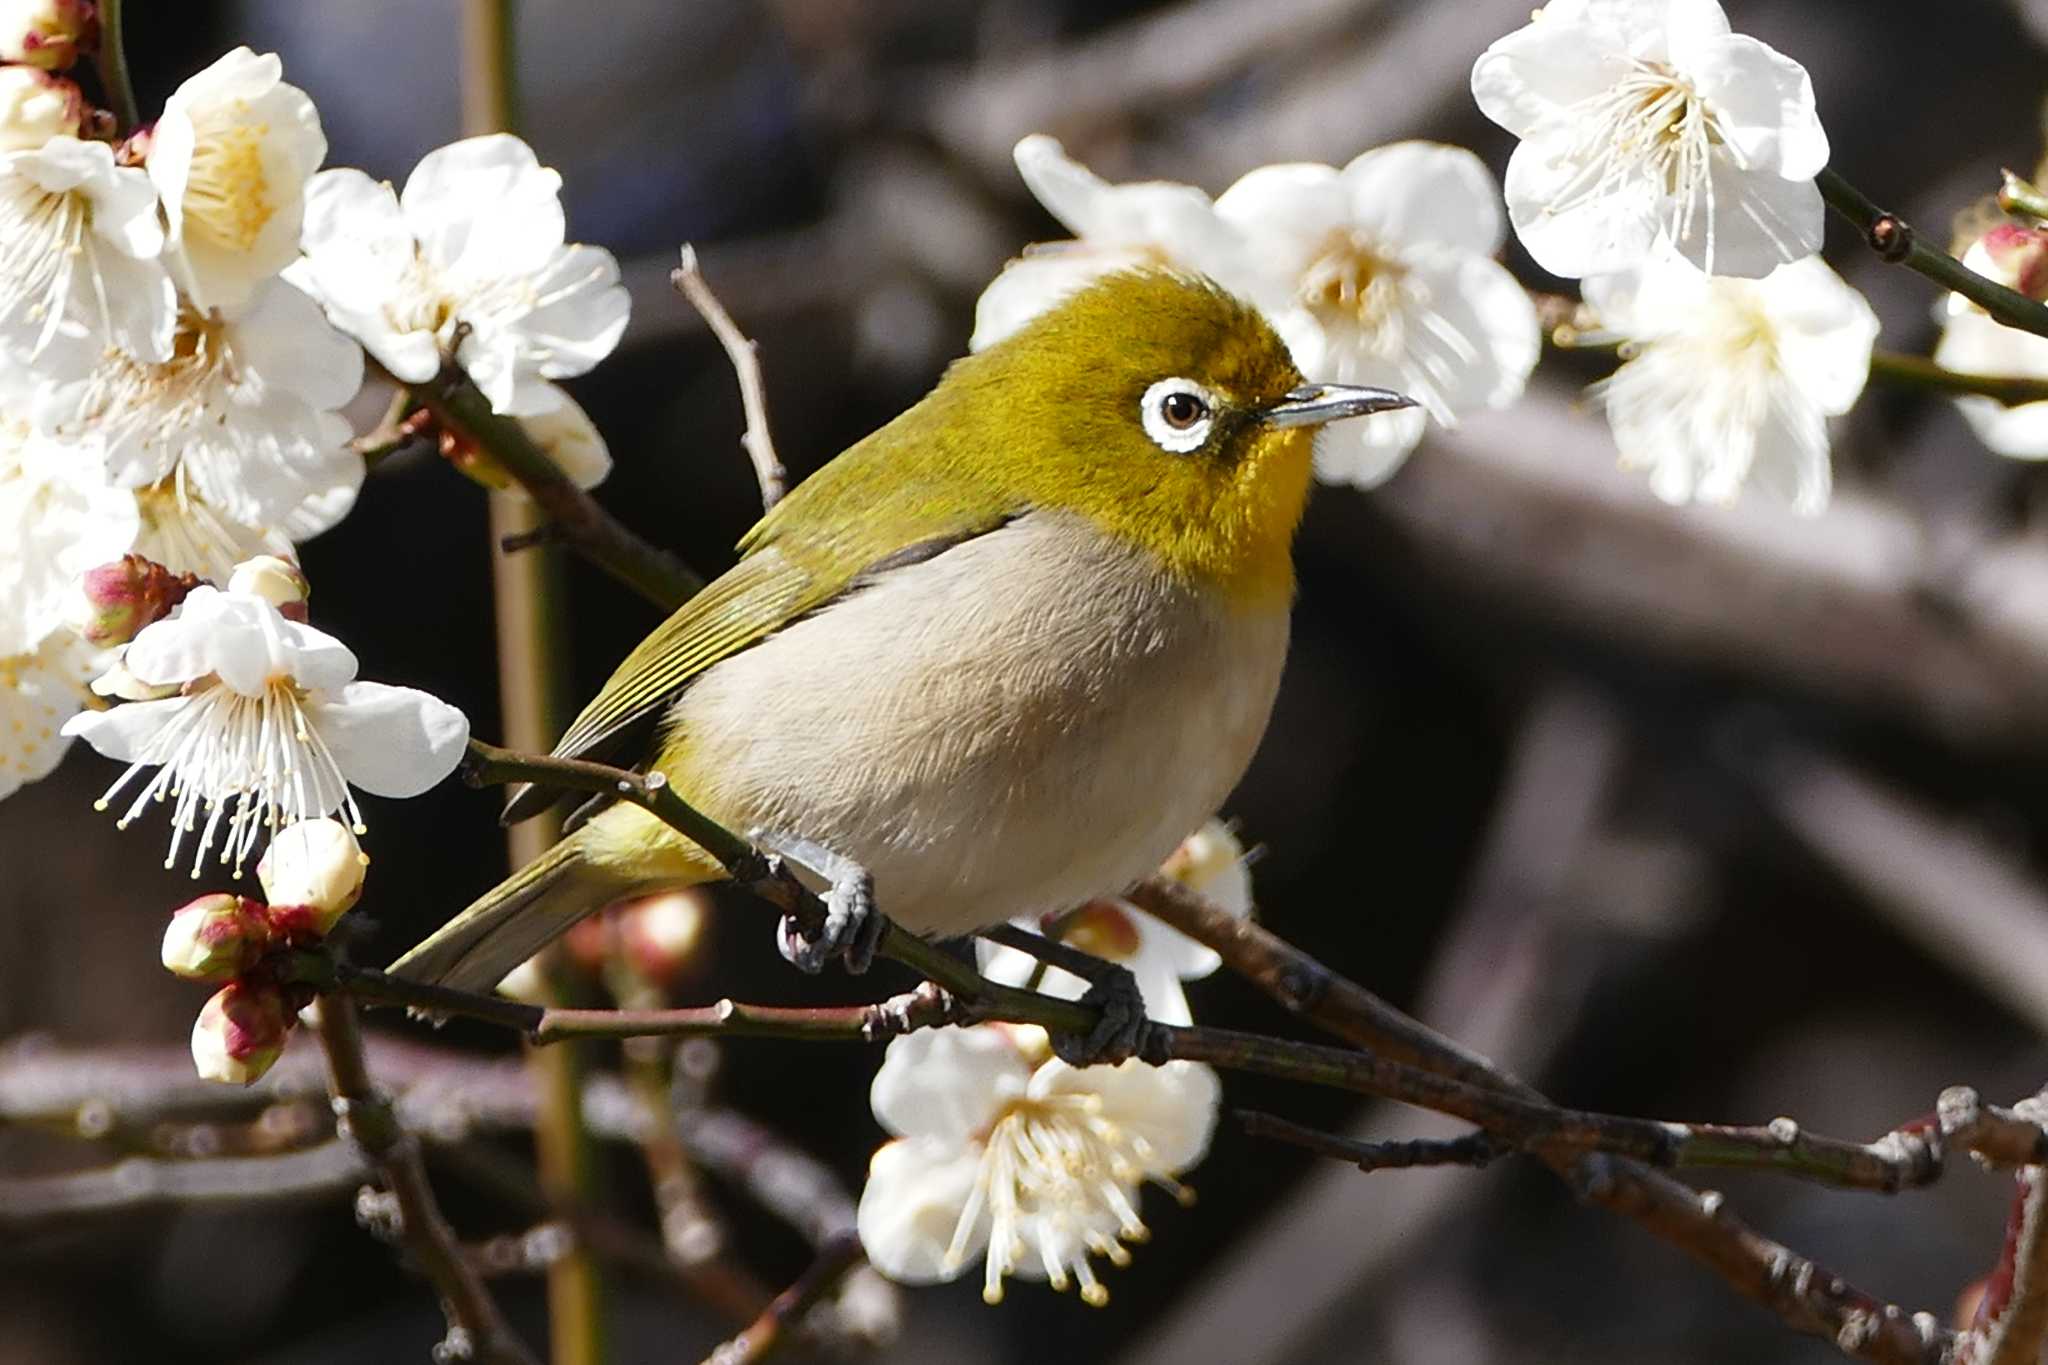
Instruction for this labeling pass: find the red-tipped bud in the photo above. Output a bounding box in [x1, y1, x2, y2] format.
[617, 889, 709, 990]
[1972, 225, 2048, 301]
[1059, 899, 1144, 962]
[73, 554, 196, 647]
[0, 0, 94, 70]
[256, 819, 366, 939]
[227, 555, 310, 616]
[161, 893, 271, 980]
[190, 981, 290, 1085]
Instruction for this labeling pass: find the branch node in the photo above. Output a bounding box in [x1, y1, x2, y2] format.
[1870, 213, 1913, 262]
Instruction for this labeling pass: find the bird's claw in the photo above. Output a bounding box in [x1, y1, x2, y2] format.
[756, 830, 881, 975]
[1049, 961, 1153, 1067]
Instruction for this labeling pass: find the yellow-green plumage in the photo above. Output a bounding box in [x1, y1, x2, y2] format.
[394, 271, 1390, 992]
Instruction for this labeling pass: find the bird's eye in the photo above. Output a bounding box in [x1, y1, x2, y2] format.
[1140, 378, 1217, 453]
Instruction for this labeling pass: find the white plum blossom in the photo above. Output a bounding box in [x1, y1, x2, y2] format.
[128, 478, 300, 585]
[36, 277, 365, 527]
[63, 573, 470, 875]
[970, 135, 1254, 352]
[1471, 0, 1827, 279]
[148, 47, 327, 314]
[1933, 227, 2048, 459]
[979, 819, 1254, 1026]
[0, 426, 139, 656]
[0, 64, 80, 152]
[0, 628, 99, 799]
[288, 134, 629, 417]
[1215, 142, 1540, 487]
[519, 383, 612, 490]
[1584, 251, 1876, 514]
[0, 0, 90, 69]
[856, 1025, 1218, 1306]
[0, 133, 173, 363]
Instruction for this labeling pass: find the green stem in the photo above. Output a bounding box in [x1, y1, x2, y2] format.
[1819, 166, 2048, 342]
[93, 0, 139, 134]
[1868, 350, 2048, 407]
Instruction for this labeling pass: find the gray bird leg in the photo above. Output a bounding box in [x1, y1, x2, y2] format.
[751, 830, 884, 975]
[982, 923, 1158, 1067]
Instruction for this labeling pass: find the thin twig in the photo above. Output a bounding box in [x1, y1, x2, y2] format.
[1238, 1111, 1498, 1173]
[314, 997, 539, 1365]
[1869, 350, 2048, 407]
[672, 245, 788, 511]
[1820, 167, 2048, 341]
[92, 0, 139, 133]
[413, 364, 703, 610]
[701, 1233, 867, 1365]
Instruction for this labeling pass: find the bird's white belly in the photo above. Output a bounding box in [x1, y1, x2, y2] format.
[666, 512, 1288, 936]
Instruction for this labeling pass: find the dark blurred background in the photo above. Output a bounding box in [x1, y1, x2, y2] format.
[9, 1, 2048, 1361]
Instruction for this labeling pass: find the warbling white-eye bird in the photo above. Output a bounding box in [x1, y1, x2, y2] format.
[391, 269, 1413, 1052]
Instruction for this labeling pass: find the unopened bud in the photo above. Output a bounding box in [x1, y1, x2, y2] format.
[191, 981, 290, 1085]
[161, 893, 271, 980]
[562, 913, 613, 977]
[227, 555, 309, 613]
[256, 818, 366, 938]
[0, 63, 79, 149]
[0, 0, 93, 70]
[1967, 225, 2048, 301]
[1060, 899, 1144, 962]
[88, 656, 180, 702]
[73, 554, 195, 646]
[520, 389, 612, 491]
[1159, 818, 1253, 919]
[618, 889, 709, 989]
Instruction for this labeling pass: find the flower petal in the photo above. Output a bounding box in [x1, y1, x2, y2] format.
[307, 681, 469, 797]
[403, 134, 566, 284]
[869, 1026, 1030, 1142]
[1470, 9, 1633, 136]
[1340, 141, 1507, 258]
[857, 1138, 987, 1285]
[1031, 1057, 1221, 1174]
[1685, 33, 1828, 179]
[969, 245, 1150, 352]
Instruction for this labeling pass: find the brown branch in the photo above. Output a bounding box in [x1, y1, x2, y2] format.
[412, 364, 703, 611]
[0, 1140, 367, 1222]
[313, 998, 539, 1365]
[701, 1233, 867, 1365]
[1130, 876, 1957, 1365]
[1238, 1111, 1497, 1173]
[672, 245, 787, 510]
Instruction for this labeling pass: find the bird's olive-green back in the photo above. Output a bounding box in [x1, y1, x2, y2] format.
[542, 269, 1308, 769]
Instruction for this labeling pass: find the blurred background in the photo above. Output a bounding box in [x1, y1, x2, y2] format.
[8, 0, 2048, 1361]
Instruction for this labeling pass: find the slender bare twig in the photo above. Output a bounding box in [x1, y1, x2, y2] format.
[313, 998, 539, 1365]
[672, 245, 787, 510]
[0, 1140, 368, 1221]
[1870, 350, 2048, 407]
[1237, 1112, 1498, 1173]
[701, 1233, 867, 1365]
[1130, 876, 1956, 1365]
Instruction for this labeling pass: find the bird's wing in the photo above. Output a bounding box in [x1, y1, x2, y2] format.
[502, 393, 1022, 824]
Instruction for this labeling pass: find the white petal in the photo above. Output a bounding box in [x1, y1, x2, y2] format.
[1, 631, 100, 800]
[228, 277, 365, 411]
[1676, 165, 1823, 280]
[869, 1026, 1029, 1142]
[517, 386, 611, 489]
[1660, 0, 1735, 64]
[1213, 162, 1351, 286]
[61, 690, 186, 762]
[1685, 33, 1828, 178]
[857, 1138, 986, 1285]
[308, 681, 469, 797]
[1759, 258, 1876, 415]
[1470, 10, 1632, 136]
[1030, 1057, 1221, 1174]
[293, 169, 438, 381]
[1503, 132, 1666, 279]
[514, 243, 630, 383]
[969, 246, 1149, 352]
[1935, 313, 2048, 459]
[403, 134, 565, 283]
[1340, 141, 1506, 257]
[1312, 404, 1429, 487]
[1741, 394, 1832, 516]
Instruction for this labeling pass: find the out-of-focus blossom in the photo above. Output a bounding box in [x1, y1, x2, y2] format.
[71, 553, 197, 647]
[1215, 142, 1539, 486]
[0, 0, 90, 70]
[256, 816, 366, 936]
[190, 979, 289, 1085]
[0, 134, 171, 362]
[37, 277, 363, 528]
[147, 47, 326, 313]
[1471, 0, 1826, 279]
[617, 888, 709, 991]
[160, 892, 271, 980]
[63, 574, 470, 874]
[1584, 251, 1876, 514]
[0, 65, 80, 151]
[1934, 226, 2048, 458]
[440, 381, 611, 493]
[289, 134, 628, 417]
[857, 1025, 1218, 1305]
[0, 629, 99, 800]
[0, 429, 138, 655]
[979, 819, 1254, 1026]
[970, 135, 1253, 352]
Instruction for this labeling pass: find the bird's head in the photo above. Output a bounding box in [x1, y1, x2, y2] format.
[947, 269, 1414, 609]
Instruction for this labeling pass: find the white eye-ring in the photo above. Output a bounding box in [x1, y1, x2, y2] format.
[1140, 377, 1217, 453]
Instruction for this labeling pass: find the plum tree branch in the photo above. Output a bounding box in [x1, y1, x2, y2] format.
[672, 245, 787, 511]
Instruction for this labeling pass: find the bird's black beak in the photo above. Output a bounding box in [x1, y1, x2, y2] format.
[1260, 383, 1417, 429]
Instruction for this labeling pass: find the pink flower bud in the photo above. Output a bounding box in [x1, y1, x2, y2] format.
[161, 893, 271, 980]
[1972, 225, 2048, 301]
[0, 0, 93, 70]
[190, 981, 290, 1085]
[72, 554, 196, 647]
[1059, 899, 1144, 962]
[256, 819, 366, 939]
[618, 889, 709, 990]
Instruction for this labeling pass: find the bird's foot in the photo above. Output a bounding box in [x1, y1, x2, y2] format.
[983, 923, 1159, 1067]
[754, 830, 884, 975]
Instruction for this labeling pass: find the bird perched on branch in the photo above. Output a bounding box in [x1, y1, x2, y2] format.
[392, 269, 1411, 1054]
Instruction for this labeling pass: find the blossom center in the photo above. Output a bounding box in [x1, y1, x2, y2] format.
[1299, 231, 1416, 356]
[947, 1091, 1186, 1307]
[182, 110, 275, 251]
[0, 178, 88, 352]
[1554, 61, 1743, 261]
